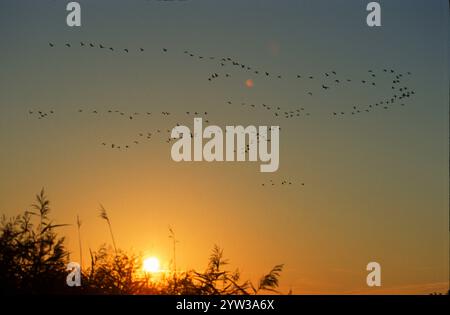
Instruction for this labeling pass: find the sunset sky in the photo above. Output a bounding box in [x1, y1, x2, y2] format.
[0, 0, 448, 294]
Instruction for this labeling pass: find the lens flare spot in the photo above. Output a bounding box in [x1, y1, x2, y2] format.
[245, 79, 254, 88]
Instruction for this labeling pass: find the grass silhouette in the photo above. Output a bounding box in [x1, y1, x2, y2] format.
[99, 205, 117, 255]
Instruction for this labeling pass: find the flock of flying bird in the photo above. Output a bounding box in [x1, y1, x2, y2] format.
[226, 100, 311, 119]
[261, 179, 305, 187]
[38, 41, 418, 187]
[28, 109, 55, 119]
[47, 41, 416, 100]
[28, 106, 212, 148]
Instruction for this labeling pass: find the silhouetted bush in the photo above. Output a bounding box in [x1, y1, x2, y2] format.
[0, 189, 69, 294]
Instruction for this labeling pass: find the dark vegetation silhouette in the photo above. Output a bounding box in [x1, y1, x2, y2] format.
[0, 189, 69, 294]
[0, 189, 285, 295]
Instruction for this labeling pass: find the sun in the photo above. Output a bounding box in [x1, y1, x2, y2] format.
[143, 257, 160, 273]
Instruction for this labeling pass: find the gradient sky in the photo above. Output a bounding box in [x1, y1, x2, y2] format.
[0, 0, 448, 294]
